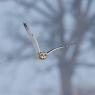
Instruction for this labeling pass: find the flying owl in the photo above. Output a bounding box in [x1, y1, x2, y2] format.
[23, 23, 74, 60]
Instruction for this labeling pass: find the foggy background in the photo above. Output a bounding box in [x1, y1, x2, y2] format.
[0, 0, 95, 95]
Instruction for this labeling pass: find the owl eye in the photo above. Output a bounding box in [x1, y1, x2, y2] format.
[41, 53, 43, 56]
[45, 54, 47, 56]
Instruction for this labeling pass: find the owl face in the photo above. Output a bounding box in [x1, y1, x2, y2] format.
[38, 52, 48, 60]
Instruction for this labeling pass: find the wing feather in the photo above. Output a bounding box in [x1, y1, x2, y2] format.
[47, 42, 75, 54]
[23, 23, 40, 53]
[47, 47, 64, 54]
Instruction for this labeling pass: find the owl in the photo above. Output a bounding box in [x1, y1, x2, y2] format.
[23, 23, 74, 60]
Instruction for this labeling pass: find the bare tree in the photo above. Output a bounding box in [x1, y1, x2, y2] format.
[58, 0, 95, 95]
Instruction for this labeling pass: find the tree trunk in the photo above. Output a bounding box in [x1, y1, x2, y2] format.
[59, 64, 73, 95]
[58, 55, 73, 95]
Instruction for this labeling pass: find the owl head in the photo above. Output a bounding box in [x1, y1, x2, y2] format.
[38, 52, 48, 60]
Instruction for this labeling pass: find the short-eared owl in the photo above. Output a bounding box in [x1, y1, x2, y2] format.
[23, 23, 74, 60]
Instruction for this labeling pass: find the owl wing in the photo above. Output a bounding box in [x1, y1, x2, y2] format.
[23, 23, 41, 53]
[47, 42, 75, 54]
[47, 47, 64, 54]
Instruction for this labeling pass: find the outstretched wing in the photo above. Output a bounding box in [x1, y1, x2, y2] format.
[23, 23, 40, 53]
[47, 47, 64, 54]
[47, 42, 76, 54]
